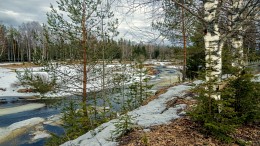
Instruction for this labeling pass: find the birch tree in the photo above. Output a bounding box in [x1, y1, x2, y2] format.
[0, 24, 6, 59]
[230, 0, 244, 68]
[203, 0, 223, 100]
[129, 0, 259, 99]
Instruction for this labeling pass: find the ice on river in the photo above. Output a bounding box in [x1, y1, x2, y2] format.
[0, 103, 45, 116]
[0, 117, 45, 143]
[31, 130, 51, 141]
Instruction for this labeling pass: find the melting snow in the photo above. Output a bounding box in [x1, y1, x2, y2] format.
[0, 103, 45, 116]
[0, 117, 45, 141]
[61, 83, 193, 146]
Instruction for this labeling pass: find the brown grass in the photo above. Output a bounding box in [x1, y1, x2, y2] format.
[0, 62, 40, 69]
[119, 97, 260, 146]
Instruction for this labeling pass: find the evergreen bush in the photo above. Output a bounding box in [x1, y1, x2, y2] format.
[16, 68, 57, 96]
[189, 70, 260, 143]
[112, 114, 135, 137]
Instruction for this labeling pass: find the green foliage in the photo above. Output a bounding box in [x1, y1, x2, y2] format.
[186, 52, 205, 80]
[189, 87, 237, 143]
[189, 71, 260, 143]
[45, 133, 67, 146]
[132, 45, 147, 60]
[123, 63, 153, 112]
[153, 49, 160, 59]
[141, 133, 150, 146]
[16, 69, 57, 96]
[127, 78, 153, 109]
[186, 23, 205, 80]
[222, 71, 260, 124]
[61, 101, 92, 139]
[32, 47, 49, 65]
[221, 43, 245, 75]
[112, 62, 153, 113]
[112, 114, 135, 137]
[46, 100, 106, 145]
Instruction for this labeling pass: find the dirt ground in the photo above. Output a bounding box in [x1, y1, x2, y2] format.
[0, 62, 39, 69]
[118, 97, 260, 146]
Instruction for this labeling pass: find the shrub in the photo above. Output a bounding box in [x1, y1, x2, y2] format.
[189, 92, 237, 143]
[46, 101, 93, 145]
[16, 68, 57, 96]
[222, 71, 260, 124]
[112, 114, 135, 137]
[189, 70, 260, 143]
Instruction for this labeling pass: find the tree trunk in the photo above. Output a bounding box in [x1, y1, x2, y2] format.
[82, 1, 88, 116]
[231, 0, 244, 68]
[13, 39, 16, 62]
[28, 39, 31, 62]
[204, 0, 223, 100]
[181, 6, 187, 81]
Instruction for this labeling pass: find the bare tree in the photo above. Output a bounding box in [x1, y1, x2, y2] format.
[0, 24, 6, 59]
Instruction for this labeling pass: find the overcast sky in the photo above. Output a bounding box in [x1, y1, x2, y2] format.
[0, 0, 168, 44]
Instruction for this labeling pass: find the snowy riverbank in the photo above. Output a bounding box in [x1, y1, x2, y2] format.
[0, 117, 45, 143]
[0, 61, 182, 145]
[61, 81, 201, 146]
[0, 61, 182, 98]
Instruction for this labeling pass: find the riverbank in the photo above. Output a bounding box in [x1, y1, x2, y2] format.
[0, 117, 45, 144]
[61, 81, 201, 146]
[0, 61, 185, 146]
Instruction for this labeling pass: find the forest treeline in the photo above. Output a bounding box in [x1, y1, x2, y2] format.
[0, 21, 189, 63]
[1, 21, 259, 65]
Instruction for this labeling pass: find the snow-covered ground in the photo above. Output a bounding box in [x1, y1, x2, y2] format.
[61, 82, 195, 146]
[0, 61, 183, 98]
[0, 61, 184, 145]
[0, 63, 145, 97]
[0, 67, 38, 97]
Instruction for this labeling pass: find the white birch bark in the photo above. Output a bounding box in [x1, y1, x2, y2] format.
[0, 26, 5, 58]
[231, 0, 244, 68]
[204, 0, 223, 100]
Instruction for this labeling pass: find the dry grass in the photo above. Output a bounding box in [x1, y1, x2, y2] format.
[0, 62, 40, 69]
[119, 97, 260, 146]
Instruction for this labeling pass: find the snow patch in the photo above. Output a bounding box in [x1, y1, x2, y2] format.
[0, 103, 45, 116]
[31, 130, 51, 141]
[0, 67, 37, 97]
[61, 84, 192, 146]
[0, 117, 45, 142]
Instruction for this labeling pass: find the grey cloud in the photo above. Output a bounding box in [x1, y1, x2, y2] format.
[0, 13, 20, 26]
[0, 0, 167, 44]
[0, 0, 55, 26]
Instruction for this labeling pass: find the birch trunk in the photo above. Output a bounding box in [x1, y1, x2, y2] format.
[231, 0, 244, 68]
[0, 27, 5, 58]
[204, 0, 223, 100]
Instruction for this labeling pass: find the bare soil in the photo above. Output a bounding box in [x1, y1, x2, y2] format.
[119, 93, 260, 146]
[0, 62, 39, 69]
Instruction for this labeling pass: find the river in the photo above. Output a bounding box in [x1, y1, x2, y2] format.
[0, 65, 181, 145]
